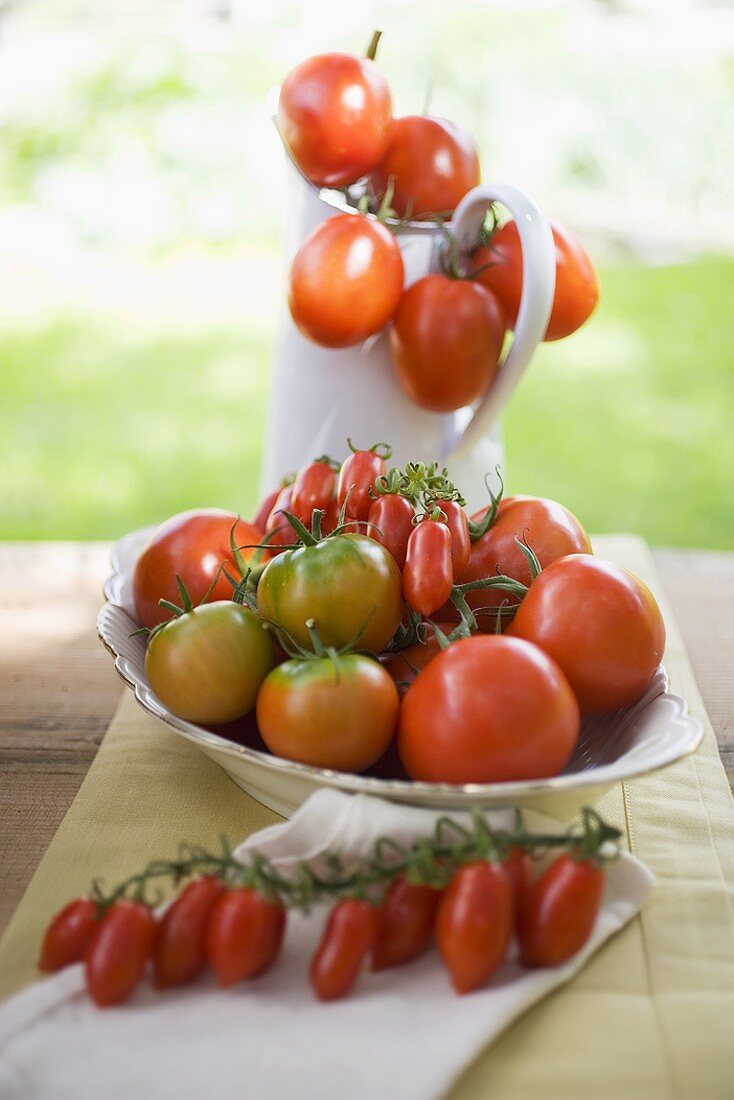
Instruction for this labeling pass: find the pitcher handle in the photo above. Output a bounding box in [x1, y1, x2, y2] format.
[445, 183, 556, 463]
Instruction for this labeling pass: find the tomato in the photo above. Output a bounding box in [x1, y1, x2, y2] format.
[382, 630, 448, 693]
[337, 448, 387, 521]
[291, 461, 336, 522]
[152, 877, 225, 989]
[266, 484, 299, 548]
[39, 898, 99, 972]
[473, 220, 599, 341]
[372, 877, 439, 971]
[398, 635, 580, 783]
[320, 497, 340, 536]
[133, 510, 264, 631]
[278, 50, 392, 188]
[289, 215, 404, 349]
[502, 847, 532, 916]
[85, 900, 156, 1008]
[206, 888, 285, 986]
[257, 532, 402, 654]
[369, 115, 480, 218]
[403, 519, 453, 617]
[256, 653, 398, 772]
[145, 602, 275, 725]
[518, 855, 604, 967]
[253, 486, 281, 534]
[367, 493, 414, 568]
[310, 898, 378, 1001]
[390, 274, 504, 413]
[507, 554, 666, 713]
[456, 495, 592, 628]
[439, 500, 471, 575]
[436, 861, 513, 994]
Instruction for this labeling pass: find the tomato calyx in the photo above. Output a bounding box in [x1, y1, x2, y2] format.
[467, 467, 505, 542]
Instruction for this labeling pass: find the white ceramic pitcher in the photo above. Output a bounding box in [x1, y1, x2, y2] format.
[262, 158, 556, 511]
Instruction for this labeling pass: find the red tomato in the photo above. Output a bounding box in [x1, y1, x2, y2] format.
[288, 215, 404, 348]
[291, 461, 336, 522]
[508, 554, 666, 713]
[390, 275, 504, 413]
[439, 500, 471, 575]
[206, 888, 286, 987]
[382, 630, 449, 694]
[372, 877, 439, 971]
[367, 493, 415, 568]
[278, 51, 392, 188]
[39, 898, 99, 972]
[369, 115, 480, 218]
[398, 635, 580, 783]
[310, 898, 378, 1001]
[133, 510, 263, 631]
[473, 220, 599, 341]
[337, 448, 387, 521]
[252, 486, 281, 534]
[456, 495, 592, 628]
[85, 900, 156, 1008]
[519, 855, 604, 967]
[403, 519, 454, 617]
[320, 497, 340, 535]
[502, 847, 532, 916]
[436, 862, 513, 994]
[152, 877, 225, 989]
[266, 484, 300, 548]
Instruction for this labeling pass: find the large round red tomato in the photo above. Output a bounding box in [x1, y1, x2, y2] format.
[456, 495, 592, 629]
[390, 274, 504, 412]
[398, 635, 579, 783]
[256, 533, 402, 654]
[256, 653, 398, 772]
[277, 51, 392, 188]
[473, 220, 599, 341]
[289, 214, 404, 349]
[369, 115, 480, 219]
[133, 510, 264, 631]
[507, 554, 665, 713]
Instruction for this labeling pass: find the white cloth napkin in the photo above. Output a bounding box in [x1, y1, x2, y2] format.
[0, 790, 653, 1100]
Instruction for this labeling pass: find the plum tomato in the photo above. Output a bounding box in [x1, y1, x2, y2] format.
[337, 447, 388, 522]
[436, 861, 513, 994]
[39, 898, 99, 972]
[152, 877, 225, 989]
[518, 855, 605, 967]
[85, 900, 156, 1008]
[206, 888, 285, 986]
[367, 492, 414, 568]
[402, 518, 454, 617]
[256, 532, 402, 655]
[256, 653, 399, 772]
[372, 876, 439, 971]
[398, 635, 580, 783]
[133, 510, 263, 631]
[369, 115, 480, 219]
[291, 461, 336, 523]
[145, 602, 275, 725]
[310, 898, 379, 1001]
[507, 554, 665, 713]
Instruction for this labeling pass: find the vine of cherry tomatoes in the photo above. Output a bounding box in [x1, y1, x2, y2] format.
[279, 34, 599, 412]
[38, 808, 619, 1007]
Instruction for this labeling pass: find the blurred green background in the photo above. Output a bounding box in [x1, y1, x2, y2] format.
[2, 0, 733, 548]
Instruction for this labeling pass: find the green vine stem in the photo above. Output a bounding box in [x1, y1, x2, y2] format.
[89, 808, 621, 913]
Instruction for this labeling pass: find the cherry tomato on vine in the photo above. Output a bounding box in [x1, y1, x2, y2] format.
[518, 855, 605, 967]
[507, 554, 665, 713]
[257, 532, 402, 654]
[85, 900, 156, 1008]
[369, 115, 480, 218]
[454, 495, 592, 628]
[473, 220, 599, 341]
[390, 274, 504, 413]
[256, 653, 398, 772]
[502, 847, 532, 916]
[403, 519, 454, 618]
[145, 602, 275, 726]
[372, 876, 439, 971]
[253, 486, 282, 534]
[436, 861, 513, 994]
[206, 888, 286, 987]
[289, 215, 404, 349]
[133, 511, 263, 631]
[291, 461, 336, 523]
[398, 635, 580, 784]
[367, 492, 414, 568]
[337, 446, 388, 521]
[310, 898, 378, 1001]
[152, 877, 225, 989]
[438, 499, 471, 575]
[277, 48, 392, 188]
[39, 898, 99, 972]
[266, 484, 300, 549]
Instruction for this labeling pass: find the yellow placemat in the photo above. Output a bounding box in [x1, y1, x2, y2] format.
[1, 536, 732, 1100]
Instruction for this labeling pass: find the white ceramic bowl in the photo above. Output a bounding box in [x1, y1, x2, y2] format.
[97, 526, 703, 820]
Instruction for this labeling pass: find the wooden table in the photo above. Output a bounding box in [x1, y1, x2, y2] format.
[1, 542, 733, 940]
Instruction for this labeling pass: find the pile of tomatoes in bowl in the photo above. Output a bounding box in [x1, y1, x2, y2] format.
[132, 441, 666, 789]
[278, 33, 600, 414]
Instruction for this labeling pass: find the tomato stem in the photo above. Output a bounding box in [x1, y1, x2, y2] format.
[365, 29, 382, 62]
